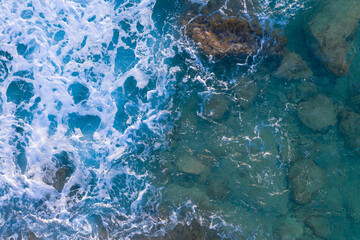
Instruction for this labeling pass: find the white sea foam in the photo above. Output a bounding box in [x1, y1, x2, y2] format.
[0, 0, 179, 238]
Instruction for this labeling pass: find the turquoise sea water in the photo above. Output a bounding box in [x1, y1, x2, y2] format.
[1, 0, 360, 239]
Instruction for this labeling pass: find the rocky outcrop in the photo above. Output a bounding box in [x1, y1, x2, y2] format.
[273, 52, 312, 81]
[297, 95, 337, 131]
[288, 159, 325, 205]
[307, 0, 360, 76]
[186, 15, 286, 58]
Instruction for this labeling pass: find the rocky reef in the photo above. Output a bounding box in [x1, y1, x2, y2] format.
[307, 0, 360, 76]
[185, 14, 286, 58]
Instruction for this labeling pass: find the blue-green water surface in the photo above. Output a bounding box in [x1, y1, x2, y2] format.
[0, 0, 359, 239]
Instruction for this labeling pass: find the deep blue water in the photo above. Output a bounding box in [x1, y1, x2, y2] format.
[0, 0, 360, 239]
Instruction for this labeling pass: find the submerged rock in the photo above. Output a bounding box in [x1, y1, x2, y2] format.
[307, 0, 360, 76]
[286, 81, 318, 103]
[162, 184, 210, 207]
[347, 188, 360, 222]
[176, 154, 206, 175]
[273, 216, 304, 240]
[305, 215, 331, 238]
[232, 77, 259, 110]
[288, 159, 325, 205]
[297, 95, 337, 131]
[339, 108, 360, 154]
[273, 52, 312, 80]
[348, 94, 360, 114]
[203, 94, 229, 120]
[206, 178, 229, 201]
[186, 15, 286, 58]
[296, 81, 317, 101]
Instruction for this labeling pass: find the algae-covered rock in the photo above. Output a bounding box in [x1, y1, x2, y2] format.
[273, 52, 312, 80]
[233, 77, 259, 110]
[307, 0, 360, 76]
[305, 216, 331, 238]
[203, 94, 229, 120]
[176, 154, 206, 175]
[186, 15, 286, 58]
[288, 159, 325, 205]
[297, 95, 337, 131]
[273, 216, 304, 240]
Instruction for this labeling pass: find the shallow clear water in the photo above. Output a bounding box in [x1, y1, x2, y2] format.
[0, 0, 360, 239]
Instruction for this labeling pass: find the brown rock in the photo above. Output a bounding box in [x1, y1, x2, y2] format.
[186, 15, 286, 58]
